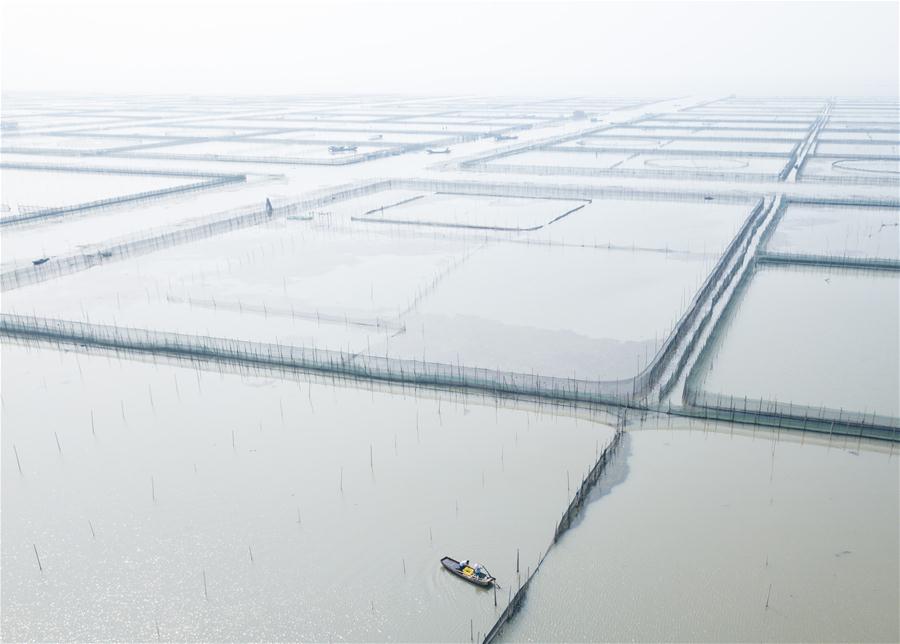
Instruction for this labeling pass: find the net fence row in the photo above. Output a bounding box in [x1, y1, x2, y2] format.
[657, 196, 774, 400]
[682, 389, 899, 438]
[550, 143, 796, 160]
[482, 426, 626, 644]
[460, 160, 786, 184]
[0, 314, 643, 405]
[758, 252, 900, 272]
[0, 179, 391, 291]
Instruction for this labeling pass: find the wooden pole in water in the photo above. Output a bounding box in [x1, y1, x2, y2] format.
[516, 548, 519, 574]
[33, 544, 42, 572]
[765, 583, 772, 609]
[470, 619, 473, 642]
[13, 444, 22, 475]
[202, 569, 208, 601]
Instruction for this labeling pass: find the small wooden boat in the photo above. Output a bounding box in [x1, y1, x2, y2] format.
[441, 556, 495, 587]
[32, 257, 50, 266]
[426, 147, 451, 154]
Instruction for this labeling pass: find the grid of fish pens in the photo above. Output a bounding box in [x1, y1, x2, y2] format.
[458, 97, 827, 183]
[798, 98, 900, 185]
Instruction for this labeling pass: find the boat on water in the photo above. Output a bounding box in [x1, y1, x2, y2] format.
[426, 147, 451, 154]
[328, 145, 358, 153]
[440, 556, 496, 587]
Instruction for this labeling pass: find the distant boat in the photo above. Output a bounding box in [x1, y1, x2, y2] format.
[368, 134, 384, 141]
[494, 134, 518, 141]
[440, 556, 496, 587]
[328, 145, 358, 153]
[32, 257, 50, 266]
[426, 147, 451, 154]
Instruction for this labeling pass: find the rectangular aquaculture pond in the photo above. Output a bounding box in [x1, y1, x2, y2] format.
[1, 183, 752, 389]
[800, 157, 900, 183]
[688, 263, 900, 422]
[765, 202, 900, 262]
[481, 148, 790, 179]
[0, 165, 242, 226]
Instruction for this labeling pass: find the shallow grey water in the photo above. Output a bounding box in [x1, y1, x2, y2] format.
[766, 203, 900, 261]
[696, 263, 900, 418]
[501, 425, 900, 643]
[1, 343, 614, 642]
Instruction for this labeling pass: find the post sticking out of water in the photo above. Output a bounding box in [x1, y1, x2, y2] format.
[249, 546, 254, 563]
[151, 476, 156, 503]
[232, 430, 236, 450]
[13, 444, 22, 474]
[470, 619, 473, 642]
[765, 583, 772, 609]
[493, 584, 497, 607]
[202, 569, 208, 601]
[91, 409, 95, 436]
[33, 544, 42, 572]
[54, 432, 62, 454]
[89, 520, 96, 539]
[402, 558, 406, 575]
[516, 548, 519, 574]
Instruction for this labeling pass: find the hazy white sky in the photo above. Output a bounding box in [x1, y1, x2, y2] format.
[2, 0, 898, 96]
